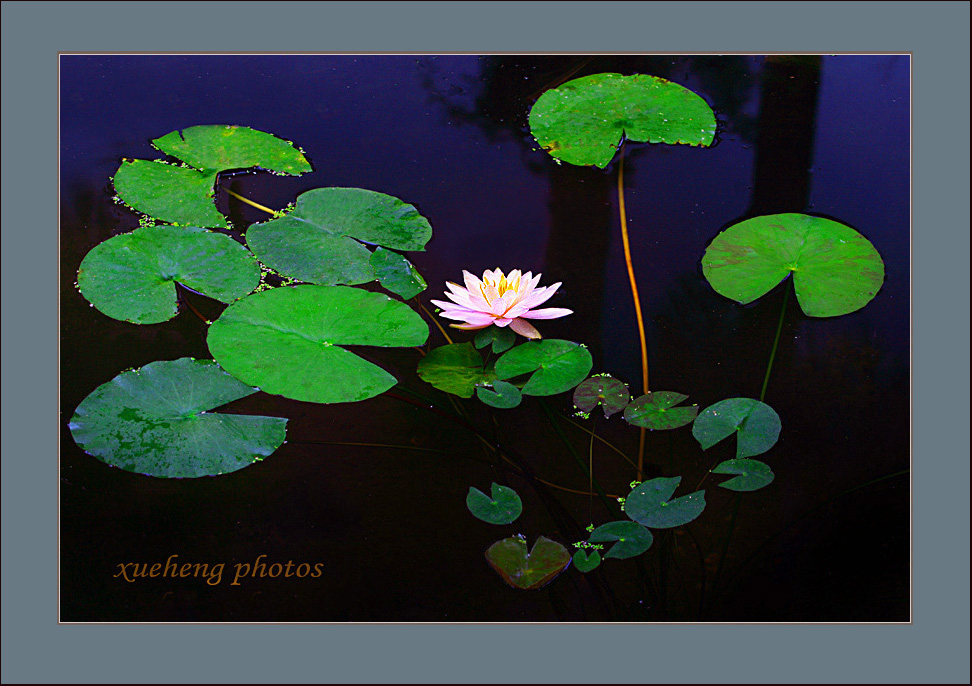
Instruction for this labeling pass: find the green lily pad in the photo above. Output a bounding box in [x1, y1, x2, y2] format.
[152, 125, 311, 175]
[692, 398, 781, 458]
[474, 326, 517, 355]
[246, 187, 433, 285]
[485, 535, 571, 590]
[623, 391, 698, 430]
[416, 343, 492, 398]
[68, 357, 287, 478]
[529, 72, 717, 169]
[712, 458, 775, 492]
[701, 213, 885, 317]
[76, 225, 260, 324]
[207, 285, 428, 404]
[370, 247, 427, 300]
[114, 125, 311, 228]
[588, 521, 654, 559]
[572, 549, 601, 573]
[625, 477, 706, 529]
[572, 374, 631, 418]
[466, 483, 522, 525]
[475, 380, 522, 409]
[113, 161, 224, 228]
[494, 340, 593, 397]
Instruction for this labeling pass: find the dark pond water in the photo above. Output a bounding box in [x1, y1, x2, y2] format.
[60, 54, 910, 622]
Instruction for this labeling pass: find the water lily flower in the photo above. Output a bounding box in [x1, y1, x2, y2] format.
[431, 268, 573, 340]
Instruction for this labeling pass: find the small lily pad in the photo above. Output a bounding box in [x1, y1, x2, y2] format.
[623, 391, 698, 430]
[712, 458, 775, 492]
[692, 398, 781, 458]
[701, 213, 885, 317]
[68, 357, 287, 478]
[588, 521, 654, 559]
[466, 483, 522, 525]
[494, 340, 593, 397]
[573, 374, 631, 418]
[625, 477, 706, 529]
[77, 225, 260, 324]
[485, 535, 571, 590]
[529, 72, 717, 169]
[572, 549, 601, 573]
[416, 343, 492, 398]
[474, 326, 517, 355]
[475, 380, 522, 409]
[370, 247, 427, 300]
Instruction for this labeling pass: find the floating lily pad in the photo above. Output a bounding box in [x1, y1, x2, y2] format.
[623, 391, 698, 430]
[701, 213, 885, 317]
[370, 247, 427, 300]
[625, 477, 706, 529]
[572, 549, 601, 573]
[588, 521, 654, 559]
[712, 458, 775, 492]
[68, 357, 287, 478]
[573, 374, 631, 418]
[416, 343, 492, 398]
[246, 187, 433, 285]
[529, 72, 717, 168]
[494, 340, 593, 396]
[485, 536, 571, 590]
[466, 483, 522, 525]
[207, 285, 428, 404]
[692, 398, 781, 458]
[474, 326, 517, 355]
[77, 225, 260, 324]
[475, 380, 522, 409]
[114, 125, 311, 228]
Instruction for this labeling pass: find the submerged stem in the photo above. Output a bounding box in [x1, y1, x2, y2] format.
[417, 299, 454, 345]
[760, 284, 791, 402]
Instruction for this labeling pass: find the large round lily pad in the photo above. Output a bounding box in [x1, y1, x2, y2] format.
[77, 225, 260, 324]
[701, 213, 885, 317]
[625, 477, 706, 529]
[692, 398, 781, 459]
[416, 343, 492, 398]
[485, 535, 571, 590]
[623, 391, 698, 430]
[529, 72, 717, 168]
[113, 161, 224, 228]
[246, 187, 433, 285]
[68, 357, 287, 478]
[152, 125, 311, 175]
[207, 285, 429, 404]
[494, 340, 593, 397]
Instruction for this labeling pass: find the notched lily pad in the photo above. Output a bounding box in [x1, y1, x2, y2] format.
[370, 247, 427, 300]
[207, 285, 429, 404]
[624, 477, 706, 529]
[588, 521, 654, 559]
[475, 380, 522, 409]
[494, 339, 593, 397]
[623, 391, 698, 430]
[466, 483, 522, 525]
[712, 458, 775, 492]
[701, 213, 885, 317]
[68, 357, 287, 478]
[529, 72, 717, 168]
[573, 374, 631, 418]
[152, 124, 311, 175]
[474, 326, 517, 355]
[692, 398, 781, 458]
[572, 549, 602, 573]
[77, 225, 260, 324]
[416, 343, 492, 398]
[485, 535, 571, 590]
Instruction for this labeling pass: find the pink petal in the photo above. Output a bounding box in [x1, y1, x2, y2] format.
[443, 288, 480, 310]
[462, 270, 483, 295]
[452, 322, 493, 331]
[493, 317, 513, 326]
[516, 282, 561, 310]
[519, 307, 573, 320]
[448, 281, 490, 311]
[510, 318, 542, 339]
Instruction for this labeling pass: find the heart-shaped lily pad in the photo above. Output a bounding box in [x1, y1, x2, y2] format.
[494, 340, 593, 397]
[466, 483, 522, 525]
[701, 213, 885, 317]
[572, 548, 602, 573]
[77, 225, 260, 324]
[416, 343, 492, 398]
[474, 326, 517, 355]
[712, 458, 775, 492]
[692, 398, 781, 458]
[623, 391, 698, 430]
[529, 72, 717, 168]
[114, 125, 311, 228]
[485, 535, 571, 590]
[475, 380, 522, 409]
[68, 357, 287, 478]
[246, 187, 433, 286]
[369, 247, 427, 300]
[207, 285, 428, 404]
[573, 374, 631, 418]
[588, 521, 654, 559]
[625, 477, 706, 529]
